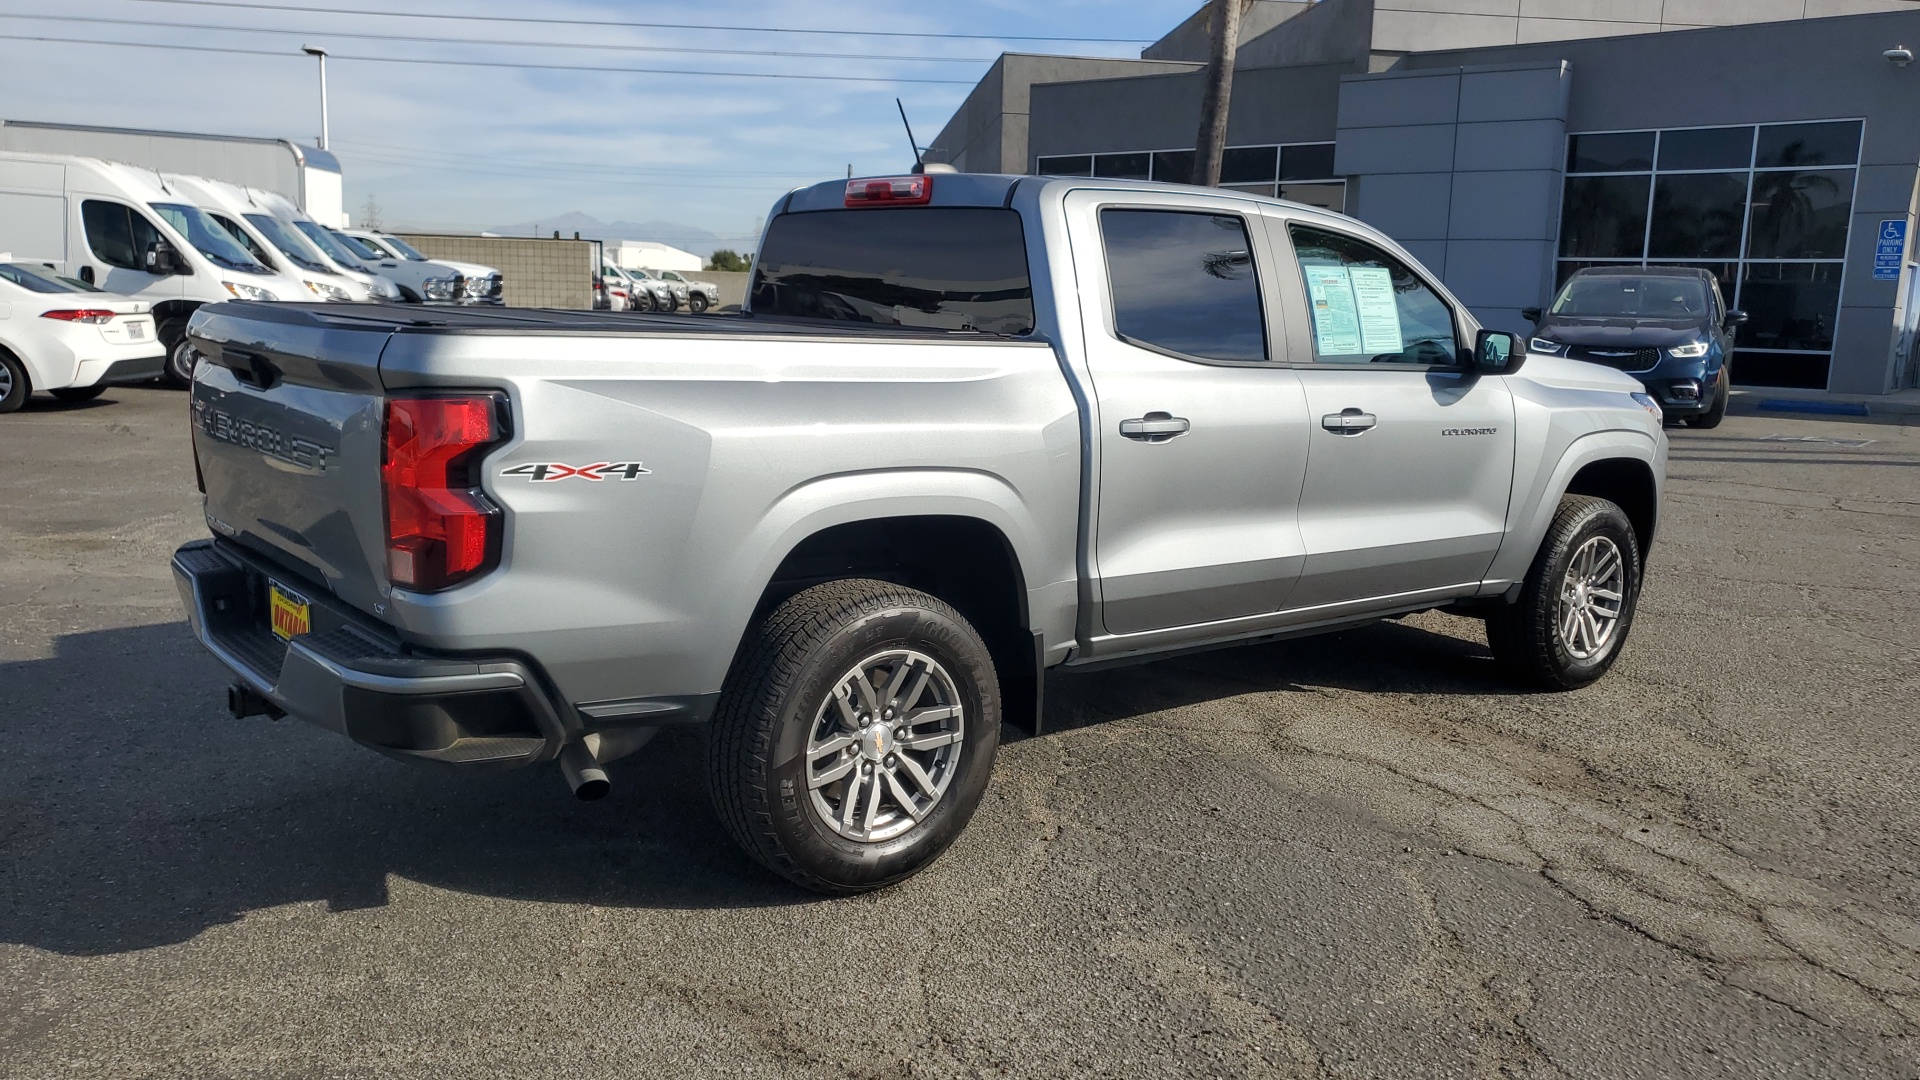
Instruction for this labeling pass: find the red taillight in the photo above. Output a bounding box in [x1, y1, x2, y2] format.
[844, 175, 932, 207]
[382, 395, 506, 592]
[41, 309, 116, 324]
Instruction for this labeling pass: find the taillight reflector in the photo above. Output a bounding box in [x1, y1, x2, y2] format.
[844, 175, 932, 208]
[41, 309, 116, 324]
[382, 395, 506, 592]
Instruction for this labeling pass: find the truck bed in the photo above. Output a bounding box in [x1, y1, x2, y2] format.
[213, 301, 1030, 342]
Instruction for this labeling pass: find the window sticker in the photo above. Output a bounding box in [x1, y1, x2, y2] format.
[1305, 266, 1362, 355]
[1348, 267, 1404, 355]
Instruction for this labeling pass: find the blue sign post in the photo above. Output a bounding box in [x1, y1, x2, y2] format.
[1875, 219, 1909, 282]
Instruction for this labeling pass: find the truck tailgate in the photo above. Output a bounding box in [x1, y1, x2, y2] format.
[187, 303, 396, 616]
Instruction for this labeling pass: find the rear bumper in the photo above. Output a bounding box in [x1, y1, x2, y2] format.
[171, 538, 569, 769]
[76, 353, 167, 387]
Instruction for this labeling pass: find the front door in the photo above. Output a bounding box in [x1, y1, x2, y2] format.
[77, 198, 182, 304]
[1267, 218, 1516, 610]
[1067, 191, 1312, 640]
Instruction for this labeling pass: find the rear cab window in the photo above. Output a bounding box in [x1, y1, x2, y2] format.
[1100, 208, 1267, 363]
[749, 208, 1034, 335]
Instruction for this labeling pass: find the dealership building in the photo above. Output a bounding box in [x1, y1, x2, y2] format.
[929, 0, 1920, 395]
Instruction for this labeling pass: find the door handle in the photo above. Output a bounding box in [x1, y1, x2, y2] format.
[1119, 412, 1190, 442]
[1322, 408, 1377, 435]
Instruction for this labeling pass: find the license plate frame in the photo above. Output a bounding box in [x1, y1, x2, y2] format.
[268, 580, 311, 641]
[128, 322, 146, 340]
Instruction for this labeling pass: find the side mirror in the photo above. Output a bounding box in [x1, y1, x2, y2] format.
[1723, 310, 1749, 330]
[1520, 306, 1543, 324]
[143, 240, 183, 275]
[1474, 329, 1526, 375]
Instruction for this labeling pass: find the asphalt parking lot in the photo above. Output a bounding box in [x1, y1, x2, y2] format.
[2, 386, 1916, 1079]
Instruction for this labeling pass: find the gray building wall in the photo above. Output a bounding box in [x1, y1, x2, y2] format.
[1143, 1, 1316, 61]
[1401, 10, 1920, 393]
[924, 54, 1201, 174]
[1335, 61, 1571, 337]
[1029, 61, 1354, 163]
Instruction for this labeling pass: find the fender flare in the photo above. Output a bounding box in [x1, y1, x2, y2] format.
[1484, 428, 1663, 590]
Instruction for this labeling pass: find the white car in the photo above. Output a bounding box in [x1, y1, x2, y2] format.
[337, 229, 503, 305]
[0, 259, 165, 412]
[173, 176, 401, 303]
[650, 269, 720, 313]
[595, 264, 635, 311]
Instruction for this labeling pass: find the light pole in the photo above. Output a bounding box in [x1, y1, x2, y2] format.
[301, 45, 330, 150]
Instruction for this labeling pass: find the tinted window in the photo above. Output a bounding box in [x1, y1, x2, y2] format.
[1290, 225, 1457, 366]
[81, 199, 161, 271]
[0, 262, 74, 293]
[1036, 155, 1092, 177]
[381, 235, 431, 261]
[1280, 143, 1337, 181]
[245, 213, 330, 272]
[1102, 209, 1265, 362]
[1221, 146, 1278, 184]
[1151, 150, 1195, 183]
[1649, 173, 1747, 258]
[295, 220, 365, 267]
[211, 212, 277, 269]
[1740, 262, 1842, 351]
[1657, 127, 1754, 171]
[1094, 153, 1150, 180]
[1747, 169, 1854, 259]
[751, 207, 1033, 335]
[1567, 132, 1655, 173]
[1756, 121, 1861, 169]
[332, 231, 388, 260]
[1552, 275, 1710, 319]
[1559, 175, 1651, 258]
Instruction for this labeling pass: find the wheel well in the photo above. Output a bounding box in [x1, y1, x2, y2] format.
[151, 301, 201, 345]
[1566, 458, 1657, 556]
[756, 516, 1038, 730]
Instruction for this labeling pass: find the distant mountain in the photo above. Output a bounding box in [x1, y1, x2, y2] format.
[488, 212, 726, 257]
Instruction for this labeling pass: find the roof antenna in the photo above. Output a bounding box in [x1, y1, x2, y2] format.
[896, 98, 926, 174]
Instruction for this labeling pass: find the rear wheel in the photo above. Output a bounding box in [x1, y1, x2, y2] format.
[0, 350, 30, 413]
[51, 385, 107, 404]
[688, 293, 709, 314]
[660, 293, 679, 313]
[708, 579, 1001, 894]
[163, 330, 198, 388]
[1486, 494, 1642, 690]
[1683, 369, 1729, 429]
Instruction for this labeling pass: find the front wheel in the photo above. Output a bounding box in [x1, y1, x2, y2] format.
[688, 293, 709, 314]
[1486, 495, 1642, 690]
[708, 579, 1001, 894]
[160, 323, 197, 388]
[1683, 369, 1729, 429]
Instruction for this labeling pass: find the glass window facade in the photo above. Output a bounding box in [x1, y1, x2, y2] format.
[1035, 142, 1345, 213]
[1557, 120, 1863, 390]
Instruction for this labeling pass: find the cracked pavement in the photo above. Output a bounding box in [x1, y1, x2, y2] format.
[2, 387, 1916, 1078]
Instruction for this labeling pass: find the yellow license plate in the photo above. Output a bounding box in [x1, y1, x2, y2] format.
[268, 581, 311, 641]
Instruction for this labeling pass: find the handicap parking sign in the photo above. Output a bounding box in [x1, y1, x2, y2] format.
[1876, 219, 1909, 281]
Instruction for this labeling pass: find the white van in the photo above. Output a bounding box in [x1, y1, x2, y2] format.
[0, 150, 286, 386]
[166, 175, 398, 303]
[242, 189, 406, 301]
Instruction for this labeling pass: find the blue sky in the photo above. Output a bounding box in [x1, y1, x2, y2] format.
[0, 0, 1199, 250]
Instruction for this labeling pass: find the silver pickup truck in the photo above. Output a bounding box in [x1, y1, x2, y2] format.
[173, 173, 1667, 894]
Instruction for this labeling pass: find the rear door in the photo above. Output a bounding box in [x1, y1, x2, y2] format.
[1065, 189, 1311, 640]
[1264, 216, 1516, 609]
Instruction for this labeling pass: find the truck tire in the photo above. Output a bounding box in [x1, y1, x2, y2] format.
[708, 578, 1001, 894]
[688, 293, 709, 314]
[0, 350, 30, 413]
[1486, 494, 1642, 691]
[1683, 369, 1729, 429]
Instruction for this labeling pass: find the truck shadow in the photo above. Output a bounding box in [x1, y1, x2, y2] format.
[0, 614, 1511, 956]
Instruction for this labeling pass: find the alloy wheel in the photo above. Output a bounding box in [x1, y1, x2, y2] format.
[803, 648, 964, 843]
[1556, 535, 1627, 660]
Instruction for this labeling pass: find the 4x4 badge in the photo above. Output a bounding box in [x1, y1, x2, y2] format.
[502, 462, 651, 482]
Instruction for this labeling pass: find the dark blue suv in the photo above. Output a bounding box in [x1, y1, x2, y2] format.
[1523, 267, 1747, 429]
